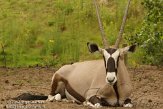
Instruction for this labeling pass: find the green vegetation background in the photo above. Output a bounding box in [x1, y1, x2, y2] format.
[0, 0, 162, 67]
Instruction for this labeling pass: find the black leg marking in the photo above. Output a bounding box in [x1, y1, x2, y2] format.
[123, 98, 133, 107]
[50, 74, 61, 96]
[89, 96, 111, 106]
[113, 82, 120, 106]
[100, 98, 110, 106]
[124, 98, 132, 104]
[89, 96, 102, 105]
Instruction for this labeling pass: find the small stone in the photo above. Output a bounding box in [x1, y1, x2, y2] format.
[5, 80, 9, 84]
[1, 99, 5, 101]
[3, 105, 6, 108]
[148, 99, 152, 102]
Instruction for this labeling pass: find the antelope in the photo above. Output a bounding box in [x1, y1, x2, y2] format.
[10, 0, 136, 108]
[47, 42, 136, 108]
[47, 0, 134, 108]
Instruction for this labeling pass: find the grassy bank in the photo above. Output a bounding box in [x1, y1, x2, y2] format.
[0, 0, 144, 67]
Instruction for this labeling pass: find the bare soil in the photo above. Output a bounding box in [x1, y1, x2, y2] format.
[0, 66, 163, 109]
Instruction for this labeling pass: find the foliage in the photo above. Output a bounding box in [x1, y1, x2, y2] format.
[127, 0, 163, 65]
[0, 0, 146, 67]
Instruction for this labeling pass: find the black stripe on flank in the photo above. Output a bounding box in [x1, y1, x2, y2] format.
[66, 83, 85, 103]
[89, 96, 102, 105]
[52, 74, 85, 103]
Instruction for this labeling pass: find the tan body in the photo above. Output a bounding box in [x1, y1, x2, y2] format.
[49, 56, 132, 106]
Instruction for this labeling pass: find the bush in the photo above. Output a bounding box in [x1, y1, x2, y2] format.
[127, 0, 163, 65]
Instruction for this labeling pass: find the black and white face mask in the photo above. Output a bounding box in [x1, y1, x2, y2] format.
[87, 42, 136, 85]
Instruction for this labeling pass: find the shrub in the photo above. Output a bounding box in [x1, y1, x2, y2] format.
[127, 0, 163, 65]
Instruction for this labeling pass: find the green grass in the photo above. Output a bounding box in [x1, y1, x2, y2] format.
[0, 0, 145, 67]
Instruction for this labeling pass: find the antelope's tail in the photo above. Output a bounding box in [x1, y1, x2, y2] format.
[12, 93, 48, 100]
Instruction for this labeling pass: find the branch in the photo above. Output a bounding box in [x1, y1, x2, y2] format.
[1, 43, 7, 67]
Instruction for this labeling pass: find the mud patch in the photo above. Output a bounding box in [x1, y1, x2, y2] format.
[0, 66, 162, 109]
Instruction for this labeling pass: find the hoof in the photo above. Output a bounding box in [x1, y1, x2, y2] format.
[54, 93, 61, 101]
[123, 103, 133, 108]
[83, 101, 102, 108]
[94, 103, 102, 108]
[47, 94, 61, 102]
[47, 95, 55, 102]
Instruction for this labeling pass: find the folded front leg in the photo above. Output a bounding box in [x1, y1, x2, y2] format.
[123, 98, 133, 108]
[83, 96, 102, 108]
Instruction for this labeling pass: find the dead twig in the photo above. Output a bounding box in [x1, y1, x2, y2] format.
[1, 43, 7, 68]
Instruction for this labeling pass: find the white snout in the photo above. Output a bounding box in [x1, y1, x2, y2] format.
[106, 72, 117, 85]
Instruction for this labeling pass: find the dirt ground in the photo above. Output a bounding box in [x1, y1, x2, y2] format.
[0, 65, 162, 109]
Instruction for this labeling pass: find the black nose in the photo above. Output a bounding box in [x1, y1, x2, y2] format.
[108, 77, 115, 83]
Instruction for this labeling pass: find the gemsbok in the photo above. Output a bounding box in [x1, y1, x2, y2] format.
[47, 42, 136, 108]
[47, 0, 134, 108]
[11, 0, 136, 108]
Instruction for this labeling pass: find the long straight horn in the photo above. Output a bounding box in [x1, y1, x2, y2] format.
[114, 0, 131, 48]
[93, 0, 109, 48]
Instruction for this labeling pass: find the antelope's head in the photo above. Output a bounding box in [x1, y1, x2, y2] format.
[87, 42, 136, 85]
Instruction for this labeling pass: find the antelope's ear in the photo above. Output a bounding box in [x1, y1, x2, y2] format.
[128, 44, 136, 52]
[120, 44, 136, 55]
[87, 42, 101, 53]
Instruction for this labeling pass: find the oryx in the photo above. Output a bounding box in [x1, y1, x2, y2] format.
[47, 42, 136, 108]
[47, 0, 134, 107]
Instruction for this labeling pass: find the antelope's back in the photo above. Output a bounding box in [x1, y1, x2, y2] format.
[56, 60, 106, 99]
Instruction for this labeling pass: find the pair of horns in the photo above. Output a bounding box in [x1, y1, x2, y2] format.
[93, 0, 131, 48]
